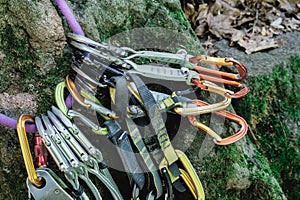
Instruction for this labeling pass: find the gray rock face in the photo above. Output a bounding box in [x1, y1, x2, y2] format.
[6, 0, 66, 71]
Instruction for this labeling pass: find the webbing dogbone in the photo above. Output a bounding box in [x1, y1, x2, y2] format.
[128, 74, 180, 170]
[126, 74, 205, 199]
[103, 119, 146, 191]
[127, 74, 189, 195]
[113, 76, 164, 199]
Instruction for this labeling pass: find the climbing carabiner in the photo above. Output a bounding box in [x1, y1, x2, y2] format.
[159, 150, 205, 200]
[66, 75, 118, 119]
[55, 81, 108, 135]
[17, 114, 44, 187]
[189, 56, 248, 80]
[188, 99, 248, 145]
[173, 81, 233, 116]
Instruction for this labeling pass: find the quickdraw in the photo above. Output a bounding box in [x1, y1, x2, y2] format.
[68, 33, 249, 98]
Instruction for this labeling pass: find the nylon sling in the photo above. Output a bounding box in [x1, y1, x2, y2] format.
[103, 119, 145, 190]
[127, 74, 184, 191]
[114, 76, 164, 199]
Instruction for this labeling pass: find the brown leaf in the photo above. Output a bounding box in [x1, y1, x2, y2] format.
[207, 13, 237, 39]
[238, 36, 279, 54]
[183, 3, 196, 20]
[195, 24, 207, 36]
[231, 30, 245, 42]
[195, 4, 209, 22]
[233, 16, 255, 27]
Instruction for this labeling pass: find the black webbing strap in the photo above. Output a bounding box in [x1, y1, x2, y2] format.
[127, 74, 181, 179]
[114, 76, 163, 198]
[103, 119, 145, 190]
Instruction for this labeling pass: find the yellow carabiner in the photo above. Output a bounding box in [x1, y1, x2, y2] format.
[176, 150, 205, 200]
[17, 114, 43, 187]
[159, 150, 205, 200]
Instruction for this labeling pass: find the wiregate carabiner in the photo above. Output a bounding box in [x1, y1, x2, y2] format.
[173, 83, 233, 116]
[17, 114, 44, 187]
[187, 99, 248, 145]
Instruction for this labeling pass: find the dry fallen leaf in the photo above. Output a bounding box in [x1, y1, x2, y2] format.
[230, 30, 245, 46]
[271, 18, 285, 29]
[195, 24, 207, 36]
[207, 13, 237, 39]
[183, 0, 299, 54]
[238, 36, 279, 54]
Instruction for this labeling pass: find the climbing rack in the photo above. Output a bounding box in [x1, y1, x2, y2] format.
[1, 0, 252, 199]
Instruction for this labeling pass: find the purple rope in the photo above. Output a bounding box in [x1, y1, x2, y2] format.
[0, 113, 38, 133]
[56, 0, 85, 36]
[0, 96, 73, 133]
[0, 0, 83, 132]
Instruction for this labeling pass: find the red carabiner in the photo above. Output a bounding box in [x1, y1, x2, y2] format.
[34, 134, 48, 167]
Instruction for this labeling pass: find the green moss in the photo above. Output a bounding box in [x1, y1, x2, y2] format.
[0, 18, 70, 114]
[0, 23, 35, 92]
[235, 56, 300, 199]
[23, 52, 71, 114]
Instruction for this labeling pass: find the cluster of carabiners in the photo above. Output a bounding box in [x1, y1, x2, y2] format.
[17, 109, 123, 200]
[68, 33, 249, 145]
[16, 32, 250, 200]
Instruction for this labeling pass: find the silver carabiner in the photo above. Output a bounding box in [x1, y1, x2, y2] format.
[51, 106, 104, 164]
[47, 110, 91, 165]
[42, 115, 80, 168]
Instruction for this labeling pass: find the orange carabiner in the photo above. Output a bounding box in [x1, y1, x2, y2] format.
[189, 56, 248, 81]
[188, 100, 248, 145]
[191, 77, 249, 99]
[65, 75, 117, 119]
[17, 114, 44, 187]
[65, 75, 91, 108]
